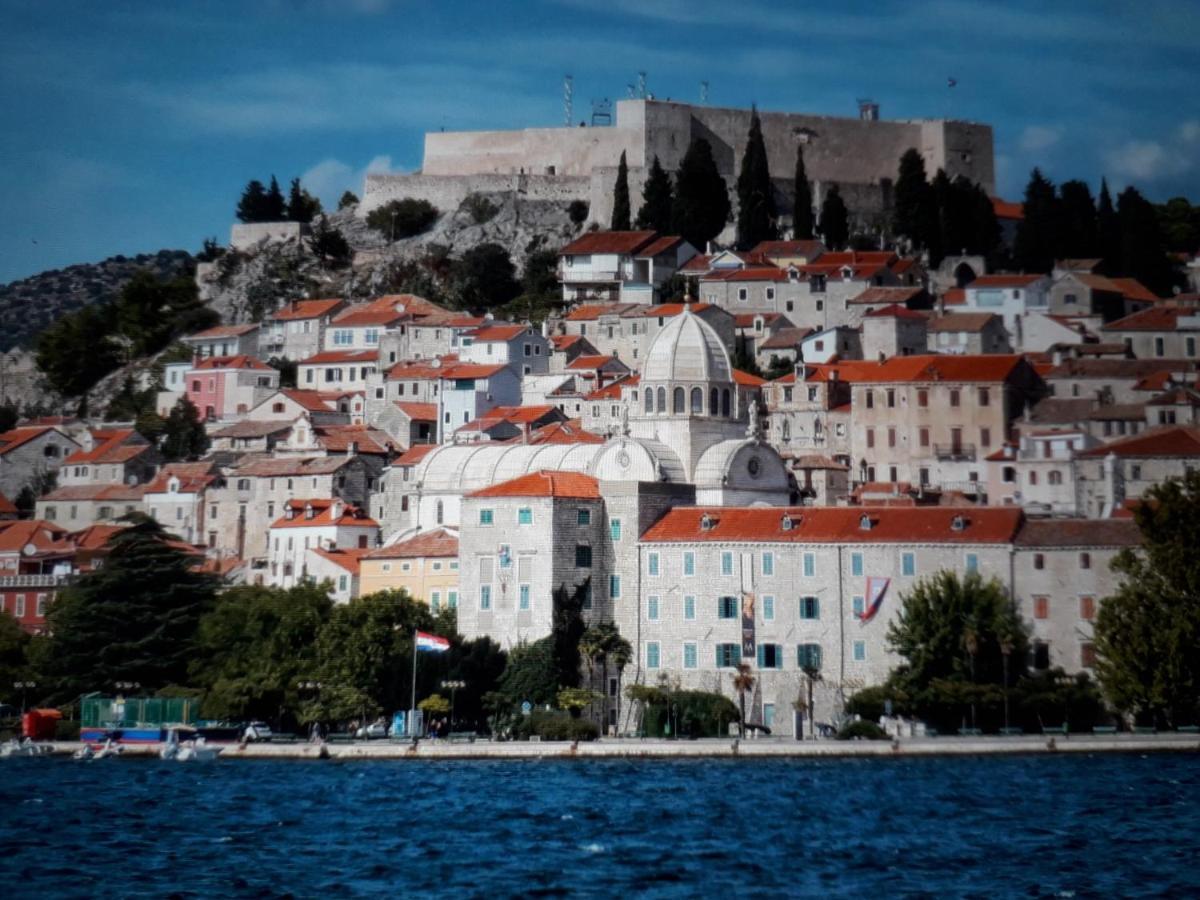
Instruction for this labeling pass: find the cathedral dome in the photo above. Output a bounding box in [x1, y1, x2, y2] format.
[641, 308, 732, 385]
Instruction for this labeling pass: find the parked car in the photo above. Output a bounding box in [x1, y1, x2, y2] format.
[242, 721, 273, 742]
[355, 720, 389, 740]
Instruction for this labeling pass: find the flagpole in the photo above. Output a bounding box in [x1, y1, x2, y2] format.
[410, 628, 418, 737]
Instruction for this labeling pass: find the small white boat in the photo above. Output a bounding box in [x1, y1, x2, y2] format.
[92, 738, 123, 760]
[162, 729, 220, 762]
[2, 737, 52, 758]
[72, 743, 95, 761]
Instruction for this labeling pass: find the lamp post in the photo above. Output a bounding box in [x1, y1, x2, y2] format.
[14, 681, 36, 715]
[441, 680, 465, 729]
[1000, 636, 1013, 733]
[298, 681, 323, 740]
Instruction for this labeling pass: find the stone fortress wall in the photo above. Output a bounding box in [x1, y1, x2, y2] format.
[363, 99, 994, 237]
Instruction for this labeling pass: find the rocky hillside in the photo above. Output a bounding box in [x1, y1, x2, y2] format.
[0, 250, 194, 352]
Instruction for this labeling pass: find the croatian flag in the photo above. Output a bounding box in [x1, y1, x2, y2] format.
[858, 577, 890, 623]
[415, 631, 450, 653]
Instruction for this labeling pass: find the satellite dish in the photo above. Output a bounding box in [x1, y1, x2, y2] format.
[22, 543, 37, 556]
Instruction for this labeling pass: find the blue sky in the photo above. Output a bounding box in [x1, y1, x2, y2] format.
[2, 0, 1198, 283]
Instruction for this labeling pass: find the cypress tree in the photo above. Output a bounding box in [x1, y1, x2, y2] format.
[162, 396, 210, 461]
[286, 177, 322, 223]
[1118, 186, 1174, 296]
[611, 151, 631, 230]
[236, 179, 268, 223]
[735, 107, 776, 249]
[671, 138, 731, 251]
[892, 149, 930, 245]
[264, 175, 287, 221]
[1058, 179, 1099, 260]
[635, 155, 674, 233]
[1013, 168, 1060, 273]
[792, 144, 814, 240]
[1097, 178, 1121, 273]
[819, 185, 849, 250]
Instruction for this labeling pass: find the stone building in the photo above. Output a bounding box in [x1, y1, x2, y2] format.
[265, 498, 379, 589]
[0, 425, 79, 499]
[259, 299, 346, 362]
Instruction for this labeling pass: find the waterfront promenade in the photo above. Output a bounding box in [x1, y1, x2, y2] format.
[48, 732, 1200, 760]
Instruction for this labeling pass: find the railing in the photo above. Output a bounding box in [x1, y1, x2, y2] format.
[557, 265, 621, 281]
[0, 574, 73, 588]
[933, 443, 977, 462]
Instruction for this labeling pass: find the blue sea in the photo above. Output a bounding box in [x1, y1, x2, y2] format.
[0, 753, 1196, 897]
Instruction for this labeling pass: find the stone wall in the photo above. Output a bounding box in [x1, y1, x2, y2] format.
[229, 222, 306, 251]
[361, 172, 591, 218]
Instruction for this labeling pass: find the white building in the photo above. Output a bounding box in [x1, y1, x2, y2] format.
[266, 498, 379, 589]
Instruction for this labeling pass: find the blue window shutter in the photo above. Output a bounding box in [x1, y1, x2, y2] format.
[757, 645, 764, 668]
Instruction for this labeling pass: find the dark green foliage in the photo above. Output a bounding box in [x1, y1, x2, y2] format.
[1095, 472, 1200, 727]
[764, 354, 793, 381]
[611, 151, 632, 231]
[515, 709, 599, 741]
[0, 614, 31, 699]
[578, 619, 632, 729]
[924, 172, 998, 268]
[366, 198, 439, 240]
[286, 177, 322, 223]
[236, 179, 269, 223]
[732, 341, 763, 378]
[1013, 168, 1061, 273]
[735, 108, 777, 249]
[307, 215, 352, 269]
[1097, 179, 1120, 271]
[135, 411, 167, 445]
[499, 637, 558, 707]
[104, 376, 157, 422]
[1157, 196, 1200, 254]
[521, 248, 560, 299]
[161, 396, 209, 462]
[551, 580, 588, 691]
[1058, 180, 1099, 260]
[630, 686, 739, 737]
[837, 720, 889, 740]
[115, 270, 216, 359]
[844, 685, 907, 722]
[464, 194, 500, 225]
[36, 518, 218, 702]
[0, 403, 20, 433]
[442, 636, 507, 729]
[268, 356, 297, 389]
[819, 186, 849, 250]
[635, 155, 674, 233]
[264, 176, 287, 221]
[567, 199, 589, 226]
[792, 145, 814, 240]
[196, 238, 225, 263]
[14, 486, 37, 518]
[671, 138, 731, 251]
[892, 149, 930, 244]
[451, 243, 521, 310]
[35, 302, 122, 399]
[338, 191, 359, 210]
[1117, 186, 1177, 296]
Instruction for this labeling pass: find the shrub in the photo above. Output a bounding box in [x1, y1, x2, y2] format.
[516, 709, 599, 741]
[837, 720, 889, 741]
[366, 198, 439, 240]
[567, 199, 589, 226]
[463, 194, 500, 225]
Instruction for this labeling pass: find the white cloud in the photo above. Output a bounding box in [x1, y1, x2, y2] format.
[1018, 125, 1063, 153]
[1179, 120, 1200, 144]
[301, 155, 404, 206]
[1104, 140, 1190, 181]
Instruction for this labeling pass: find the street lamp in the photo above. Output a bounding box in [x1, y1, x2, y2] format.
[14, 681, 36, 715]
[114, 681, 140, 692]
[441, 680, 465, 729]
[1000, 636, 1013, 733]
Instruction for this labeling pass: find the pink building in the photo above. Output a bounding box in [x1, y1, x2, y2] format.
[185, 355, 280, 422]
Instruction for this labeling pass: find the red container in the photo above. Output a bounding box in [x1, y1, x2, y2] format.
[22, 708, 61, 740]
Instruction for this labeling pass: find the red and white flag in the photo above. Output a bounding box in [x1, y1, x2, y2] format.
[415, 631, 450, 653]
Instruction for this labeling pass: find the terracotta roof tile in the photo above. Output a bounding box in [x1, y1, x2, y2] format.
[560, 230, 659, 256]
[991, 197, 1024, 220]
[1078, 425, 1200, 458]
[733, 369, 766, 386]
[395, 444, 437, 466]
[863, 303, 926, 320]
[630, 303, 714, 318]
[926, 312, 1001, 333]
[468, 470, 601, 499]
[330, 296, 412, 327]
[848, 286, 924, 305]
[1014, 519, 1140, 548]
[469, 324, 528, 342]
[635, 236, 685, 257]
[64, 429, 150, 465]
[183, 323, 258, 340]
[0, 519, 68, 553]
[299, 349, 378, 365]
[1101, 306, 1190, 332]
[585, 374, 638, 400]
[310, 546, 373, 575]
[1110, 278, 1161, 304]
[270, 499, 377, 529]
[278, 389, 337, 412]
[393, 402, 438, 421]
[190, 354, 275, 371]
[750, 239, 826, 258]
[270, 299, 345, 321]
[368, 527, 459, 560]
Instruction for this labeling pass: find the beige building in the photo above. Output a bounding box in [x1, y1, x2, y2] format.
[360, 527, 460, 609]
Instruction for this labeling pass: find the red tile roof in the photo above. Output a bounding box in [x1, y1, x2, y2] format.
[184, 323, 258, 340]
[64, 429, 150, 465]
[927, 312, 1001, 333]
[190, 354, 275, 371]
[1014, 519, 1140, 548]
[315, 425, 397, 455]
[524, 421, 606, 445]
[143, 462, 217, 494]
[942, 288, 966, 306]
[330, 296, 411, 327]
[278, 389, 337, 412]
[469, 324, 528, 342]
[0, 426, 64, 456]
[1078, 425, 1200, 458]
[395, 444, 437, 466]
[40, 484, 146, 502]
[585, 374, 639, 400]
[633, 302, 714, 318]
[310, 546, 373, 575]
[991, 197, 1024, 220]
[385, 357, 457, 380]
[270, 499, 378, 529]
[476, 405, 562, 426]
[394, 402, 438, 422]
[560, 230, 659, 256]
[636, 236, 685, 257]
[299, 349, 379, 365]
[750, 239, 826, 259]
[551, 334, 587, 350]
[468, 470, 601, 499]
[270, 299, 345, 320]
[758, 327, 813, 350]
[68, 523, 128, 552]
[733, 369, 766, 386]
[708, 266, 790, 283]
[1102, 306, 1190, 332]
[1110, 278, 1161, 304]
[863, 303, 926, 320]
[566, 354, 624, 371]
[367, 527, 459, 560]
[0, 492, 17, 516]
[0, 519, 68, 553]
[564, 303, 636, 322]
[734, 313, 787, 328]
[642, 506, 1023, 544]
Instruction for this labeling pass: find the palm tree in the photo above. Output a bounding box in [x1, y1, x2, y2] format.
[731, 663, 755, 738]
[578, 621, 632, 734]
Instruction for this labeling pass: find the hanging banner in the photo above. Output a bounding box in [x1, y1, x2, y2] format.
[859, 576, 890, 623]
[741, 592, 756, 659]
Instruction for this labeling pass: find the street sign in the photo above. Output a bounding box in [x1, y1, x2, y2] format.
[521, 701, 532, 715]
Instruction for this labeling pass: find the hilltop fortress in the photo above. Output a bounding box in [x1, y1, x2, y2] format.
[362, 98, 994, 237]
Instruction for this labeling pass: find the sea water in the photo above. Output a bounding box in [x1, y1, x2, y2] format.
[0, 753, 1196, 897]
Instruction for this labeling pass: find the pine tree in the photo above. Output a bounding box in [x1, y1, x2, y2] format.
[792, 144, 814, 240]
[671, 138, 731, 251]
[1097, 178, 1121, 274]
[635, 155, 673, 233]
[236, 179, 269, 223]
[735, 107, 776, 249]
[286, 177, 322, 223]
[162, 396, 210, 461]
[308, 215, 352, 269]
[1117, 186, 1175, 296]
[1013, 168, 1061, 273]
[819, 185, 849, 250]
[264, 175, 287, 221]
[611, 151, 631, 230]
[892, 148, 930, 245]
[1058, 180, 1099, 260]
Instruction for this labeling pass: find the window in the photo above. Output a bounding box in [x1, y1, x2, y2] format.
[480, 585, 492, 610]
[902, 552, 915, 576]
[888, 427, 897, 448]
[949, 389, 960, 407]
[684, 551, 695, 576]
[718, 596, 738, 619]
[803, 553, 815, 577]
[865, 390, 874, 409]
[981, 428, 991, 449]
[1080, 642, 1097, 669]
[852, 596, 865, 617]
[447, 590, 459, 609]
[519, 584, 531, 611]
[852, 640, 866, 662]
[762, 552, 774, 576]
[965, 553, 979, 574]
[851, 552, 863, 577]
[1034, 642, 1050, 670]
[715, 643, 741, 667]
[575, 545, 592, 568]
[757, 644, 784, 669]
[647, 596, 660, 621]
[978, 387, 990, 407]
[866, 428, 875, 449]
[1033, 553, 1044, 570]
[683, 642, 698, 669]
[917, 389, 929, 408]
[1034, 596, 1049, 619]
[1079, 596, 1095, 620]
[517, 507, 532, 525]
[609, 574, 621, 599]
[36, 594, 46, 617]
[1130, 465, 1142, 481]
[646, 642, 661, 669]
[479, 508, 494, 526]
[886, 389, 896, 408]
[799, 596, 819, 619]
[797, 644, 822, 671]
[721, 552, 733, 576]
[763, 595, 775, 620]
[648, 552, 660, 576]
[1079, 552, 1091, 570]
[15, 595, 25, 617]
[691, 387, 703, 414]
[673, 386, 685, 413]
[577, 508, 591, 526]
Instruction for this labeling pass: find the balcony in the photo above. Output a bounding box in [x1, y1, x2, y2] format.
[934, 443, 977, 462]
[0, 574, 74, 589]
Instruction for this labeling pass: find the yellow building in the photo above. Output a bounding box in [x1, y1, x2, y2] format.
[359, 527, 459, 611]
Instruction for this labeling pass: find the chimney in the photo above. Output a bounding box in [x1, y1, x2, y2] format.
[348, 441, 358, 456]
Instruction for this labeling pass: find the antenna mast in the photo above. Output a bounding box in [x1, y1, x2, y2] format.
[564, 74, 573, 126]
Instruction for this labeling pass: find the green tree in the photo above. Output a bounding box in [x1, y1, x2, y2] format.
[567, 199, 589, 227]
[365, 198, 439, 240]
[114, 270, 217, 359]
[308, 215, 352, 269]
[1095, 472, 1200, 727]
[338, 190, 359, 210]
[819, 185, 849, 250]
[0, 403, 18, 433]
[499, 637, 558, 707]
[268, 356, 297, 389]
[104, 375, 157, 422]
[0, 613, 31, 699]
[1058, 179, 1099, 260]
[36, 517, 218, 702]
[1158, 196, 1200, 254]
[732, 341, 763, 378]
[578, 620, 632, 730]
[451, 243, 521, 310]
[286, 177, 322, 223]
[191, 583, 333, 725]
[671, 138, 731, 251]
[1117, 186, 1176, 296]
[264, 175, 287, 221]
[635, 155, 674, 233]
[764, 354, 793, 381]
[521, 248, 560, 299]
[735, 107, 777, 249]
[161, 396, 210, 462]
[792, 144, 815, 240]
[35, 302, 122, 400]
[1013, 168, 1060, 273]
[551, 580, 588, 691]
[1097, 178, 1121, 272]
[236, 179, 269, 223]
[892, 148, 930, 246]
[611, 151, 632, 230]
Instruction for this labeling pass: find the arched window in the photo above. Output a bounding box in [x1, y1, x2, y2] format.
[1048, 470, 1063, 485]
[710, 387, 719, 416]
[814, 417, 823, 437]
[644, 388, 653, 413]
[782, 420, 791, 441]
[657, 387, 666, 412]
[690, 387, 703, 414]
[721, 389, 731, 417]
[436, 500, 444, 524]
[673, 387, 685, 413]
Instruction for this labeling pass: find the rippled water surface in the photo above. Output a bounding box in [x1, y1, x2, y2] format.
[1, 753, 1197, 897]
